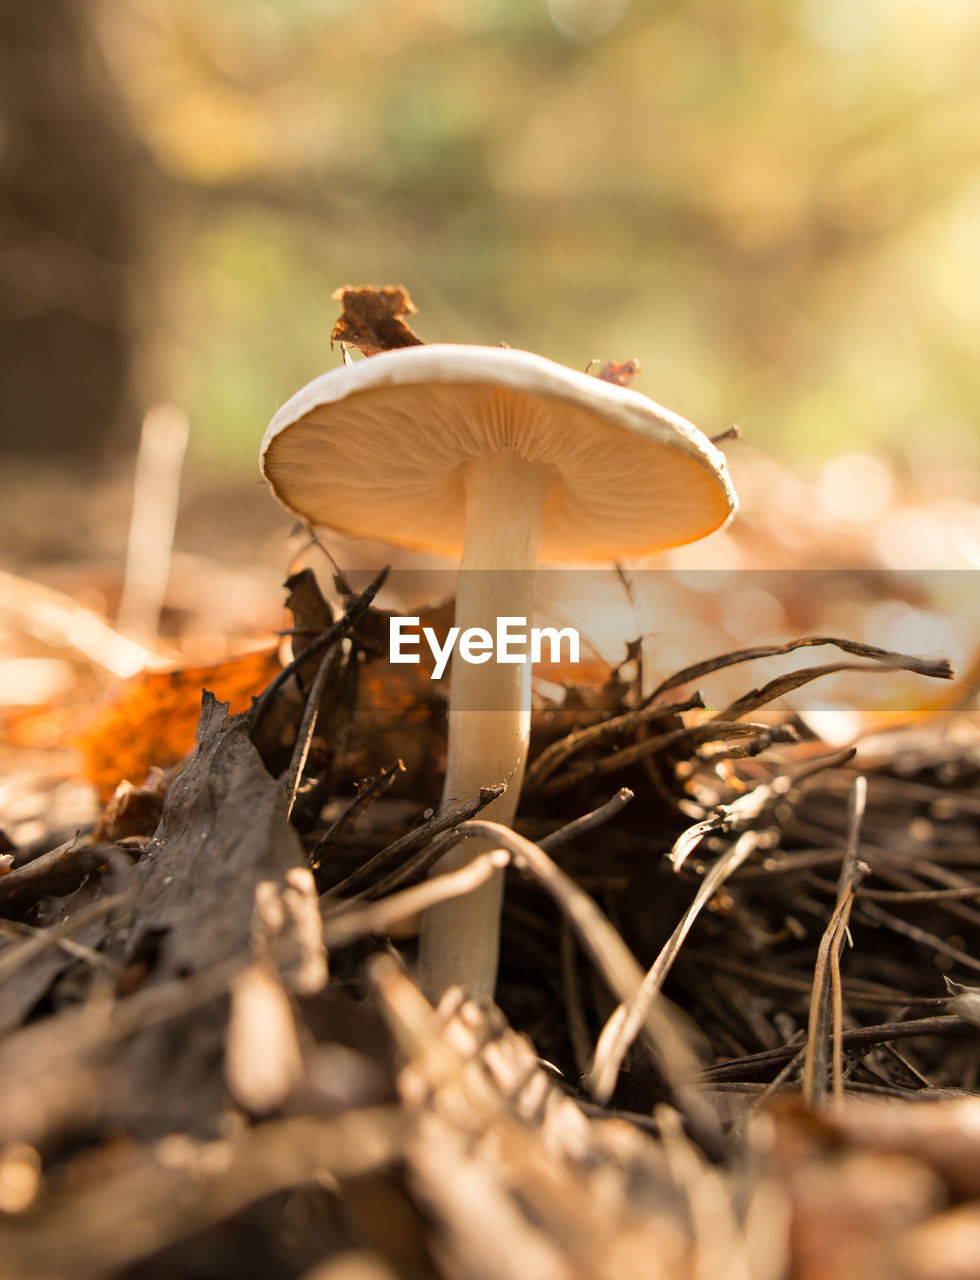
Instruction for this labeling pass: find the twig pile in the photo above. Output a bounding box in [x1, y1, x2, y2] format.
[0, 573, 978, 1279]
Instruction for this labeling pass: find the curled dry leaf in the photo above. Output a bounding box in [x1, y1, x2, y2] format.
[597, 359, 642, 387]
[330, 284, 425, 356]
[94, 767, 168, 843]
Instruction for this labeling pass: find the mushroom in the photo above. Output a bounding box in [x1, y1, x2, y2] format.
[261, 345, 737, 999]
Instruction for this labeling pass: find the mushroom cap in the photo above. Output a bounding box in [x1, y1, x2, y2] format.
[261, 345, 737, 562]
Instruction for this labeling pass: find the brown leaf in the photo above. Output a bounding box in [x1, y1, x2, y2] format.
[102, 694, 311, 1137]
[597, 359, 641, 387]
[284, 569, 333, 653]
[330, 284, 425, 356]
[94, 767, 168, 843]
[123, 692, 307, 981]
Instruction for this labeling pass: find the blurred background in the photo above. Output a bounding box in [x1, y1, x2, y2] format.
[4, 0, 980, 459]
[2, 0, 979, 837]
[4, 0, 980, 550]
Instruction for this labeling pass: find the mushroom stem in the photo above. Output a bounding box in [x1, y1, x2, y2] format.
[417, 449, 547, 999]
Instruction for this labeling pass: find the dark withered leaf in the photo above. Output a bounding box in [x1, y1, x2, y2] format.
[597, 359, 642, 387]
[284, 568, 333, 651]
[123, 692, 306, 980]
[330, 284, 425, 356]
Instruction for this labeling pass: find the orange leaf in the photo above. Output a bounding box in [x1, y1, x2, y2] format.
[73, 646, 281, 801]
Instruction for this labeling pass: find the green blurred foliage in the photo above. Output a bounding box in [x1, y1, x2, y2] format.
[100, 0, 980, 471]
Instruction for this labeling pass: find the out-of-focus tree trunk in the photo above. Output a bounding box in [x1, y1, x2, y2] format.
[0, 0, 144, 462]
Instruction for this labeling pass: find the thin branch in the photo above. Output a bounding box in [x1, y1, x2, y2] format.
[321, 784, 506, 899]
[857, 900, 980, 973]
[455, 820, 725, 1162]
[282, 643, 337, 820]
[647, 635, 953, 704]
[701, 1017, 976, 1083]
[249, 568, 387, 731]
[590, 830, 760, 1102]
[538, 788, 635, 850]
[322, 849, 510, 949]
[0, 891, 133, 983]
[535, 720, 793, 799]
[309, 760, 406, 868]
[524, 694, 703, 792]
[802, 777, 867, 1104]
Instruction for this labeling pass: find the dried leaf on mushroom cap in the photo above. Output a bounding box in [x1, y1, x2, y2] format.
[597, 359, 642, 387]
[329, 284, 425, 357]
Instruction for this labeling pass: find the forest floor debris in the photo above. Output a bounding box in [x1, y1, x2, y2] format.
[0, 562, 978, 1278]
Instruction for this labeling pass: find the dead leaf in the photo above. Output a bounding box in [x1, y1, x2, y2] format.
[330, 285, 425, 356]
[284, 569, 333, 657]
[597, 359, 642, 387]
[121, 692, 307, 981]
[73, 646, 281, 802]
[94, 767, 168, 843]
[101, 693, 311, 1137]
